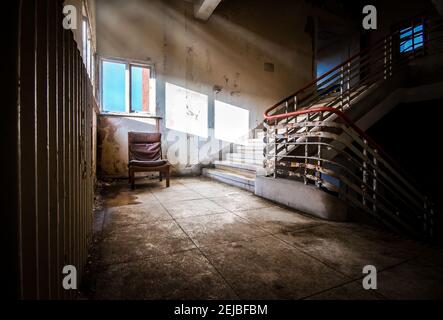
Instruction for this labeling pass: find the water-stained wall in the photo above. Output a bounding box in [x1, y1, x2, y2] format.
[96, 0, 315, 177]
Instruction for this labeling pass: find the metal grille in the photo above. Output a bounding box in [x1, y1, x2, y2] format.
[16, 0, 97, 299]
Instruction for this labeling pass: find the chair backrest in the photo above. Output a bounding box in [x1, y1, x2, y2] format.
[128, 132, 162, 162]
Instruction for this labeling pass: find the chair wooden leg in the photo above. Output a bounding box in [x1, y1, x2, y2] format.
[130, 169, 135, 189]
[159, 172, 162, 182]
[165, 168, 170, 188]
[128, 168, 131, 187]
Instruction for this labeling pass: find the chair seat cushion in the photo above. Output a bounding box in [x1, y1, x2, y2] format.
[129, 160, 168, 168]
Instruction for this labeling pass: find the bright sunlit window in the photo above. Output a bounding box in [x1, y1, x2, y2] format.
[400, 24, 424, 53]
[82, 4, 94, 85]
[101, 59, 155, 114]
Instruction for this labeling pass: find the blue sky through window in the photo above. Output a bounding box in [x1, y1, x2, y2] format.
[102, 61, 126, 112]
[400, 24, 424, 53]
[131, 67, 143, 112]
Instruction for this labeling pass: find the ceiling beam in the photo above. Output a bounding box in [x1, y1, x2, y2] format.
[194, 0, 222, 21]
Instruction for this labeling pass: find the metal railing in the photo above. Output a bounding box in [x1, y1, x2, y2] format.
[263, 15, 443, 239]
[265, 15, 443, 122]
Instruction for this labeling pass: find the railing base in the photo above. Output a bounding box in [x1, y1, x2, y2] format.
[255, 175, 348, 222]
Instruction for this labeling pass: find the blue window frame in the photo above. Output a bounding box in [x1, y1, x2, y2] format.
[400, 24, 424, 53]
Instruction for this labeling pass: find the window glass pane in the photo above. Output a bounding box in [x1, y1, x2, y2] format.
[82, 20, 87, 63]
[400, 24, 424, 52]
[102, 61, 126, 112]
[86, 27, 91, 76]
[131, 66, 150, 112]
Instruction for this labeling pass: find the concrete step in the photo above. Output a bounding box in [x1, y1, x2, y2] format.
[226, 154, 264, 166]
[214, 160, 264, 173]
[237, 145, 265, 152]
[244, 142, 265, 148]
[236, 151, 265, 159]
[247, 138, 265, 144]
[228, 152, 264, 161]
[202, 167, 255, 192]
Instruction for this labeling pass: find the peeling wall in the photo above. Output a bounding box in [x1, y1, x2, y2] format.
[96, 0, 315, 177]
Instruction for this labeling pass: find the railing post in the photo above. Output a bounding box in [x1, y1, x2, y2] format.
[362, 139, 368, 207]
[274, 119, 278, 179]
[339, 66, 344, 110]
[384, 36, 393, 79]
[372, 150, 378, 214]
[316, 111, 323, 188]
[384, 38, 387, 79]
[304, 113, 309, 185]
[285, 102, 289, 155]
[346, 62, 351, 109]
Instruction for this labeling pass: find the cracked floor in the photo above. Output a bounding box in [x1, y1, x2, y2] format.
[86, 176, 443, 300]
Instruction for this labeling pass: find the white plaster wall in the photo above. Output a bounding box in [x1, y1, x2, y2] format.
[96, 0, 315, 176]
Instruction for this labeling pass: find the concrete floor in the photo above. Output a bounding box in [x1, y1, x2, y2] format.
[86, 176, 443, 300]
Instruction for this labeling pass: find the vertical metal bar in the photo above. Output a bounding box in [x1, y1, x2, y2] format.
[346, 62, 351, 109]
[74, 47, 80, 290]
[18, 0, 38, 300]
[273, 119, 277, 178]
[63, 28, 70, 300]
[47, 0, 58, 299]
[36, 0, 50, 299]
[56, 2, 66, 299]
[384, 38, 388, 80]
[339, 67, 345, 110]
[304, 113, 309, 185]
[362, 139, 368, 207]
[372, 150, 378, 214]
[68, 30, 74, 300]
[388, 36, 393, 77]
[316, 111, 323, 188]
[285, 102, 288, 155]
[7, 0, 20, 301]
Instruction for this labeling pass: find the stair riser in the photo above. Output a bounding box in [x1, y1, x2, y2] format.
[236, 147, 265, 152]
[215, 164, 257, 173]
[230, 152, 264, 159]
[225, 156, 263, 166]
[202, 169, 255, 192]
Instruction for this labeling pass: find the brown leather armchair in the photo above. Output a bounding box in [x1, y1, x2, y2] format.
[128, 132, 170, 189]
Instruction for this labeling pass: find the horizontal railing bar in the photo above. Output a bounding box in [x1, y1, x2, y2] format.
[268, 119, 428, 204]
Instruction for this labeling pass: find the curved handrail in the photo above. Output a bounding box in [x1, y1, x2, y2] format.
[264, 13, 431, 119]
[265, 106, 388, 159]
[265, 106, 429, 196]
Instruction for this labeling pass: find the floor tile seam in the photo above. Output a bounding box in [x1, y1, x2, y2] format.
[155, 195, 243, 299]
[268, 233, 354, 280]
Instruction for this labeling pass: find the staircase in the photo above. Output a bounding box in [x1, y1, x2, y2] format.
[203, 14, 443, 240]
[262, 14, 443, 240]
[202, 136, 265, 192]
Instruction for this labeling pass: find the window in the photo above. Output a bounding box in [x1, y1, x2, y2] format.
[82, 4, 95, 86]
[400, 24, 424, 53]
[101, 59, 155, 114]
